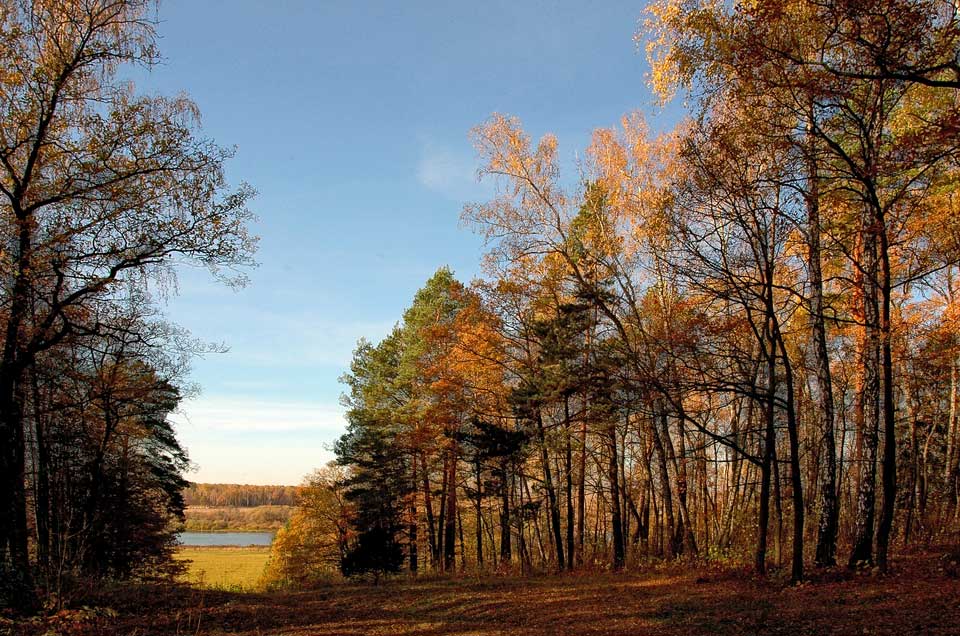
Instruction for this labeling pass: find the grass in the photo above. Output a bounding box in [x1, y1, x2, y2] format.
[174, 546, 271, 590]
[183, 505, 292, 531]
[12, 547, 960, 636]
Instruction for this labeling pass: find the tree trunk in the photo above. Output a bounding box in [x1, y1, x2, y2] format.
[947, 356, 959, 506]
[577, 397, 588, 565]
[608, 420, 625, 570]
[775, 323, 805, 582]
[522, 473, 546, 565]
[31, 369, 50, 576]
[421, 452, 438, 570]
[637, 434, 653, 556]
[564, 396, 574, 570]
[535, 407, 565, 569]
[499, 459, 512, 565]
[651, 407, 678, 556]
[457, 507, 466, 571]
[806, 123, 839, 568]
[410, 455, 419, 573]
[904, 401, 919, 544]
[757, 407, 775, 577]
[444, 446, 458, 572]
[437, 455, 447, 570]
[757, 303, 778, 577]
[671, 406, 698, 556]
[772, 439, 784, 568]
[849, 213, 881, 568]
[0, 210, 34, 602]
[944, 269, 958, 512]
[475, 455, 483, 568]
[876, 214, 896, 572]
[0, 364, 30, 588]
[516, 470, 530, 572]
[619, 424, 630, 552]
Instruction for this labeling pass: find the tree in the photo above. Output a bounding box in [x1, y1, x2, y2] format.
[306, 0, 960, 585]
[0, 0, 255, 606]
[457, 417, 528, 569]
[23, 307, 192, 599]
[264, 464, 349, 588]
[337, 335, 412, 580]
[643, 0, 960, 574]
[399, 268, 470, 572]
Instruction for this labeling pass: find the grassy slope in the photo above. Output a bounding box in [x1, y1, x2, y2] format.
[183, 505, 292, 532]
[48, 548, 960, 636]
[174, 547, 271, 590]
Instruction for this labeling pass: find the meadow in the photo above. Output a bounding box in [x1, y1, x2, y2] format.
[174, 547, 272, 590]
[16, 547, 959, 636]
[183, 505, 292, 532]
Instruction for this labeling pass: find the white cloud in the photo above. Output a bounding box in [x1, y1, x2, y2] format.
[416, 137, 487, 201]
[170, 395, 348, 485]
[172, 395, 347, 433]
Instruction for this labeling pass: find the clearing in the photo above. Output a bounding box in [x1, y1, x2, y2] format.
[10, 549, 960, 636]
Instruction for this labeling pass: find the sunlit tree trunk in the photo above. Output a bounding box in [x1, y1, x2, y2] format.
[410, 455, 419, 573]
[421, 452, 438, 570]
[806, 123, 839, 568]
[564, 396, 574, 570]
[774, 319, 805, 582]
[849, 212, 881, 568]
[444, 446, 458, 572]
[576, 400, 588, 565]
[437, 456, 447, 570]
[651, 407, 678, 556]
[31, 368, 51, 576]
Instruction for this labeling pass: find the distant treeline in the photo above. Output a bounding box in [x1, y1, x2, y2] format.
[185, 483, 300, 508]
[183, 505, 292, 532]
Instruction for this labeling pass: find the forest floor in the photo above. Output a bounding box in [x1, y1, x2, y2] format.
[7, 547, 960, 636]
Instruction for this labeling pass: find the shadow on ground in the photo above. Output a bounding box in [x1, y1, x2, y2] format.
[19, 549, 960, 636]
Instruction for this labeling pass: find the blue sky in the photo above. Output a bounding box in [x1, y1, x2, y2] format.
[139, 0, 673, 485]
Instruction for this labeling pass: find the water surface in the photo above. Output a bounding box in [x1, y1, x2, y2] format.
[177, 531, 274, 546]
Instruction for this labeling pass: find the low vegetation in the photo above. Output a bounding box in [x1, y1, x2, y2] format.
[174, 547, 272, 591]
[8, 549, 960, 636]
[183, 506, 293, 532]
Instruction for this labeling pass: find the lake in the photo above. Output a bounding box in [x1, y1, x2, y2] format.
[177, 531, 274, 546]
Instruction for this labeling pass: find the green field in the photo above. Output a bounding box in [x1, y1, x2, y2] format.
[174, 546, 271, 590]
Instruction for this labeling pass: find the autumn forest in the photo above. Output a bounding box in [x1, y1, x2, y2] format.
[4, 1, 960, 635]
